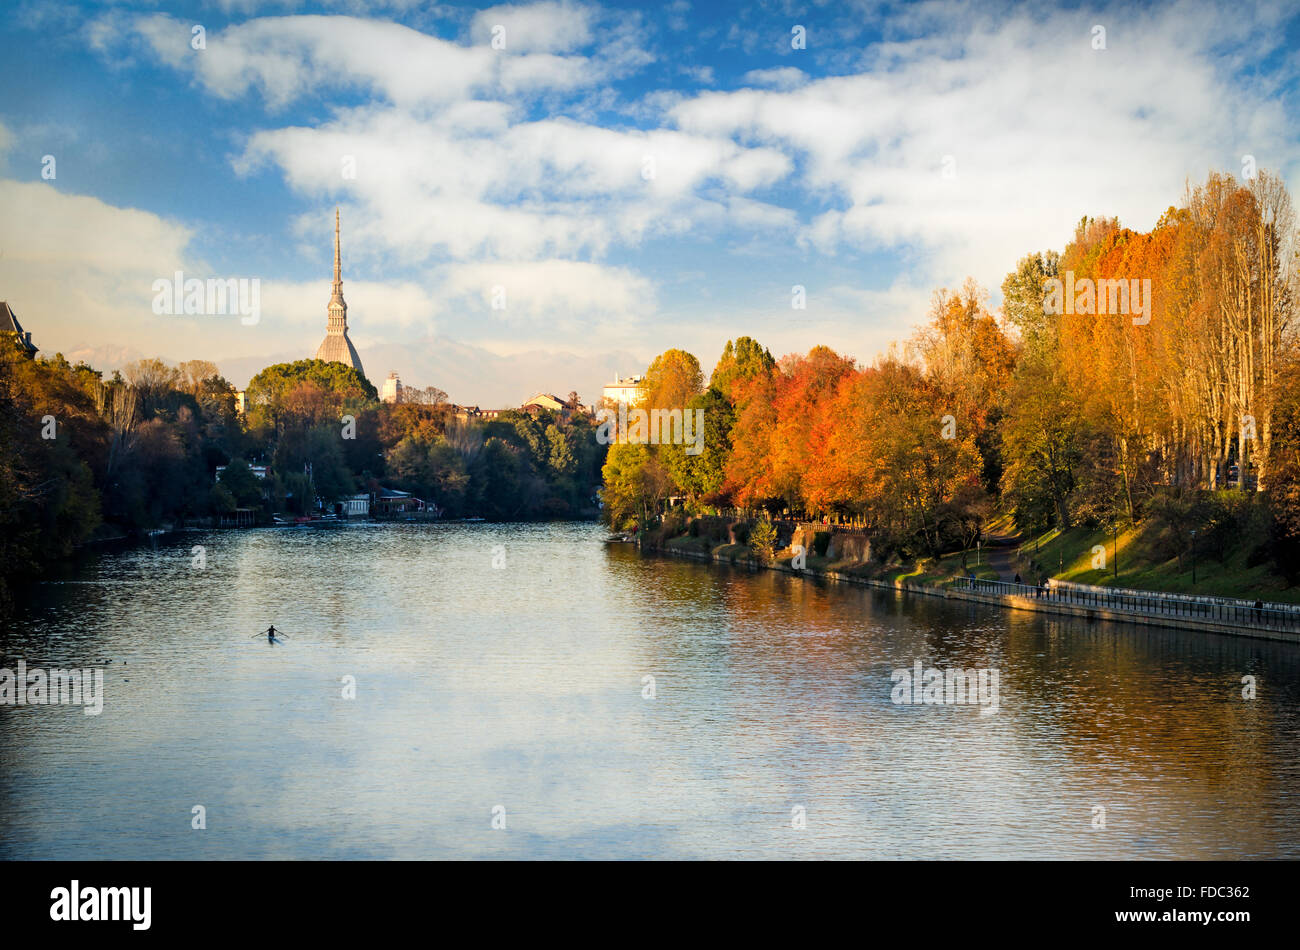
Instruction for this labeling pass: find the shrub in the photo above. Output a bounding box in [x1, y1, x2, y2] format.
[749, 516, 777, 562]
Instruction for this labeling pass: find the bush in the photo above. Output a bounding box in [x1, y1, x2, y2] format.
[749, 516, 777, 562]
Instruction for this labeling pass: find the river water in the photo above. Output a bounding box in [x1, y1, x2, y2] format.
[2, 521, 1297, 859]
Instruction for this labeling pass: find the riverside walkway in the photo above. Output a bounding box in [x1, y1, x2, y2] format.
[954, 576, 1300, 643]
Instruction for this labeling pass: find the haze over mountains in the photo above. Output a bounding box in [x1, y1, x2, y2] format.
[61, 335, 644, 409]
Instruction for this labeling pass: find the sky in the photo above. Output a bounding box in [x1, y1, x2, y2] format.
[1, 0, 1298, 406]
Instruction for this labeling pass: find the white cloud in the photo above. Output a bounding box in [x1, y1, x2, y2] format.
[0, 179, 433, 362]
[469, 1, 597, 53]
[112, 7, 653, 110]
[673, 0, 1300, 287]
[0, 179, 208, 357]
[237, 106, 792, 265]
[127, 14, 495, 109]
[441, 258, 654, 330]
[740, 67, 806, 91]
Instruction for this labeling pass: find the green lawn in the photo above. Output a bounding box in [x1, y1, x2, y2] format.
[1017, 523, 1300, 602]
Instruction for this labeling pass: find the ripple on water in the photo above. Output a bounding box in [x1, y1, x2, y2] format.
[1, 521, 1298, 859]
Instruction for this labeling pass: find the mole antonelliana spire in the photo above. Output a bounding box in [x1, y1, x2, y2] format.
[313, 207, 366, 380]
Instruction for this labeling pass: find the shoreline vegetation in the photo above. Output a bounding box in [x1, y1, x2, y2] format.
[0, 349, 604, 613]
[7, 169, 1300, 622]
[637, 512, 1298, 601]
[636, 516, 1300, 643]
[602, 169, 1300, 615]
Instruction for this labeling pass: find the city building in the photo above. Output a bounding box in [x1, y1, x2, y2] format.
[341, 493, 370, 517]
[452, 405, 505, 422]
[313, 208, 366, 381]
[372, 487, 426, 516]
[381, 371, 402, 404]
[0, 301, 38, 358]
[521, 392, 590, 419]
[602, 374, 642, 406]
[522, 393, 567, 412]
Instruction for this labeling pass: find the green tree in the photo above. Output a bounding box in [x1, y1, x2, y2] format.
[1000, 355, 1084, 531]
[218, 457, 263, 507]
[245, 359, 377, 432]
[749, 515, 778, 562]
[710, 336, 775, 400]
[661, 386, 735, 505]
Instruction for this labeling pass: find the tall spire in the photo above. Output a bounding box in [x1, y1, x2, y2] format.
[315, 205, 364, 380]
[332, 207, 342, 296]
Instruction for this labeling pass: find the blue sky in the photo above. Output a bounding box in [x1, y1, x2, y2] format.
[2, 0, 1298, 404]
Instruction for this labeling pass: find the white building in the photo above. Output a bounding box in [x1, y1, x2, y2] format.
[342, 493, 370, 517]
[381, 371, 402, 404]
[602, 374, 643, 406]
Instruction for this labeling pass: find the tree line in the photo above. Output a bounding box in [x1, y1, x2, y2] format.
[0, 349, 604, 610]
[602, 170, 1300, 578]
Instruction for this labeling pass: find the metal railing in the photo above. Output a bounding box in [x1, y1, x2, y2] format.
[955, 577, 1300, 634]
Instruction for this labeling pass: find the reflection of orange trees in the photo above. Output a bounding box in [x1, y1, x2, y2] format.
[1005, 619, 1275, 795]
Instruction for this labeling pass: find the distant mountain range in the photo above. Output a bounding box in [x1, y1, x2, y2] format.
[59, 336, 645, 409]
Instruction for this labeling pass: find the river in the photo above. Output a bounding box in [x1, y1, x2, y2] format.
[2, 521, 1297, 859]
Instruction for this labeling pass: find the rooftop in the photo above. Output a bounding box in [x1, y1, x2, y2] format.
[0, 301, 38, 355]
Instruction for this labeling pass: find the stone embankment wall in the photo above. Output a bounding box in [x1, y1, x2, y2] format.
[647, 524, 1298, 645]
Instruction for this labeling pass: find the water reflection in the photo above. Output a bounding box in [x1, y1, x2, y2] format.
[1, 522, 1296, 859]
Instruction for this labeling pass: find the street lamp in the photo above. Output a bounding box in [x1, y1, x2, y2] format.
[1112, 521, 1119, 580]
[1190, 528, 1197, 586]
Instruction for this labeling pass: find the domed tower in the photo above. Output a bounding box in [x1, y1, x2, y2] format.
[313, 208, 366, 379]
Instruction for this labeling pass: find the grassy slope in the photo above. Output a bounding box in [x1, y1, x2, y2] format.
[1014, 522, 1299, 603]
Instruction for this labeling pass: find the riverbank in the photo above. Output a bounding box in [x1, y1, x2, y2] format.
[643, 532, 1300, 645]
[1011, 513, 1300, 603]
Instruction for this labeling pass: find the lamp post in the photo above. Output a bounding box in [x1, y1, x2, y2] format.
[1190, 528, 1197, 586]
[1112, 521, 1119, 580]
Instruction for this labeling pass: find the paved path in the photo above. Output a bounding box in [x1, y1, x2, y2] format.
[982, 532, 1022, 582]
